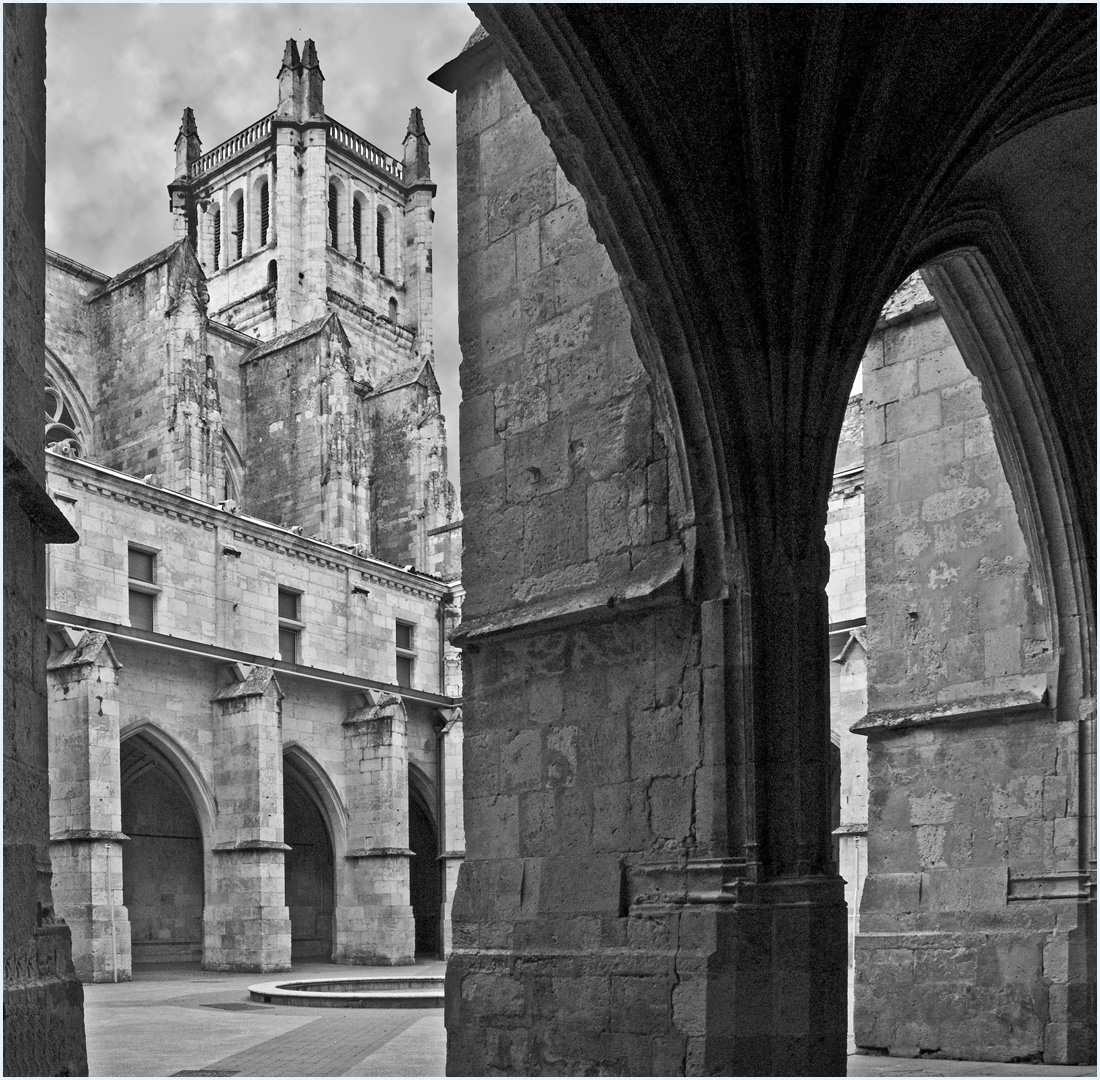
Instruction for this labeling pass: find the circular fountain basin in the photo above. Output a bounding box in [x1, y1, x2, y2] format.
[248, 974, 444, 1008]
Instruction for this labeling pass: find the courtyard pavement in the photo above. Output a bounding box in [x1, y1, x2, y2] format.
[84, 962, 1095, 1079]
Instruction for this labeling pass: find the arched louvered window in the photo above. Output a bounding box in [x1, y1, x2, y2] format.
[353, 198, 363, 263]
[376, 208, 386, 277]
[329, 181, 339, 249]
[232, 192, 244, 261]
[259, 180, 270, 247]
[212, 207, 221, 271]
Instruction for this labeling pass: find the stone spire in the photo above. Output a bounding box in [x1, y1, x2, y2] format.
[300, 38, 324, 121]
[276, 38, 301, 118]
[173, 107, 201, 180]
[402, 107, 431, 183]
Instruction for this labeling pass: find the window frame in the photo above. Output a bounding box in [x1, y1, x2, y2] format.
[127, 544, 160, 632]
[278, 586, 305, 664]
[395, 619, 415, 689]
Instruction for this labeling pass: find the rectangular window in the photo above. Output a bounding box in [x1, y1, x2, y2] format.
[395, 620, 415, 689]
[278, 587, 303, 663]
[127, 545, 159, 631]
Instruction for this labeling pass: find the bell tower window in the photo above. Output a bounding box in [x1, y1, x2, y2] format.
[212, 206, 221, 271]
[229, 191, 244, 262]
[328, 181, 339, 249]
[353, 197, 364, 263]
[259, 179, 270, 247]
[376, 208, 387, 277]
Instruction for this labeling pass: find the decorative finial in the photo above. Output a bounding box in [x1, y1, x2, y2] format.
[280, 38, 301, 72]
[403, 107, 431, 182]
[405, 107, 428, 142]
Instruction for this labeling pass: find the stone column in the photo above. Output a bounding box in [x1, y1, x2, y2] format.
[205, 665, 291, 972]
[337, 690, 415, 964]
[437, 708, 464, 958]
[46, 629, 131, 983]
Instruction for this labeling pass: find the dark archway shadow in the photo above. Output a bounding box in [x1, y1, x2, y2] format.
[120, 733, 205, 966]
[283, 753, 336, 962]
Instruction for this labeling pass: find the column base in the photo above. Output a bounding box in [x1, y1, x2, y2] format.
[334, 906, 416, 965]
[202, 905, 292, 972]
[50, 838, 132, 983]
[445, 866, 847, 1076]
[856, 888, 1095, 1065]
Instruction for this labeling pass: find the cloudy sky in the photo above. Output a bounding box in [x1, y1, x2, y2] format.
[45, 3, 480, 480]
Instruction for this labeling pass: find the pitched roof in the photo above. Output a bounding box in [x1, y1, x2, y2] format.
[370, 357, 439, 397]
[240, 313, 344, 364]
[89, 239, 190, 301]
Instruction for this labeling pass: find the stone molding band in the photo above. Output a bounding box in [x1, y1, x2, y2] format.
[851, 682, 1049, 735]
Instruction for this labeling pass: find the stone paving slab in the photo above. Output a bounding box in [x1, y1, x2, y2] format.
[848, 1057, 1095, 1078]
[84, 962, 1095, 1078]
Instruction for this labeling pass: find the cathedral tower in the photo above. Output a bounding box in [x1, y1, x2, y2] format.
[164, 40, 457, 572]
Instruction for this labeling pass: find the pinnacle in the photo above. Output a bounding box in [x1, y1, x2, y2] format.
[406, 107, 428, 141]
[178, 107, 198, 138]
[280, 38, 301, 71]
[301, 38, 320, 70]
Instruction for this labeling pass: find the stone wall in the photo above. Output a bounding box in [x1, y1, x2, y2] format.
[854, 279, 1093, 1063]
[47, 454, 449, 690]
[443, 40, 749, 1075]
[45, 451, 462, 974]
[3, 5, 88, 1072]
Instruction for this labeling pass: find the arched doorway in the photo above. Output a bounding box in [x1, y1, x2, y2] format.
[409, 781, 441, 956]
[120, 734, 204, 965]
[283, 755, 335, 961]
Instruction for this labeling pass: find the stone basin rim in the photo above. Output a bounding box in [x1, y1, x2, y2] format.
[248, 976, 445, 1006]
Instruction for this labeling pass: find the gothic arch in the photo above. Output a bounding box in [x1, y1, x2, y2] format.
[328, 176, 346, 254]
[118, 721, 215, 847]
[352, 191, 368, 263]
[222, 430, 244, 506]
[407, 760, 437, 827]
[44, 347, 93, 458]
[251, 172, 272, 249]
[375, 205, 393, 281]
[227, 188, 245, 262]
[281, 742, 348, 862]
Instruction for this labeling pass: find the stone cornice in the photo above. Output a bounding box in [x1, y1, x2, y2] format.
[851, 678, 1049, 735]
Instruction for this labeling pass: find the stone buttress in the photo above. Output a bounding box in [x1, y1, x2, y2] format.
[46, 630, 132, 983]
[338, 691, 416, 964]
[205, 665, 291, 971]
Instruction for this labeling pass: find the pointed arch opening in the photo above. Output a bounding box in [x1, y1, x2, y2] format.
[353, 193, 366, 263]
[408, 762, 440, 956]
[119, 724, 213, 966]
[376, 206, 390, 278]
[282, 746, 340, 961]
[228, 190, 245, 262]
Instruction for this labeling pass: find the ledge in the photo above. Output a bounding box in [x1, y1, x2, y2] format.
[832, 822, 868, 837]
[345, 847, 414, 860]
[4, 449, 79, 544]
[212, 840, 292, 853]
[50, 830, 128, 843]
[1007, 870, 1094, 902]
[453, 556, 683, 645]
[850, 683, 1048, 735]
